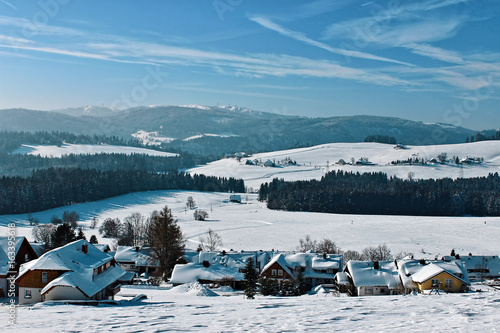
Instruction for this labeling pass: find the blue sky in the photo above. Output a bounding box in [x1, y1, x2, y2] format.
[0, 0, 499, 130]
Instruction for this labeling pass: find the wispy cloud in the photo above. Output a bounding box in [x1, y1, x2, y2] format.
[405, 43, 465, 64]
[0, 0, 17, 10]
[250, 16, 413, 66]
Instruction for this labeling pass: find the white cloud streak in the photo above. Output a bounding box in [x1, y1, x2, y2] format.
[250, 16, 413, 66]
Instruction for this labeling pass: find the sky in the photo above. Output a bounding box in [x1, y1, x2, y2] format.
[0, 0, 499, 130]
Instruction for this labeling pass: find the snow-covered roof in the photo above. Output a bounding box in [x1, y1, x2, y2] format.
[397, 259, 427, 289]
[115, 246, 159, 267]
[0, 237, 25, 255]
[262, 253, 342, 279]
[196, 251, 272, 270]
[411, 262, 470, 285]
[335, 272, 350, 285]
[346, 261, 401, 288]
[443, 255, 500, 278]
[17, 240, 126, 298]
[170, 262, 244, 284]
[312, 257, 340, 270]
[262, 254, 294, 278]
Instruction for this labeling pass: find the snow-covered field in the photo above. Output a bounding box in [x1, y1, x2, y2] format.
[6, 284, 500, 332]
[2, 191, 499, 257]
[188, 141, 500, 189]
[12, 143, 178, 157]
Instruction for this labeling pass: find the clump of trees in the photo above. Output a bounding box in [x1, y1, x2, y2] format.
[260, 171, 500, 216]
[364, 135, 397, 144]
[194, 209, 209, 221]
[0, 168, 245, 215]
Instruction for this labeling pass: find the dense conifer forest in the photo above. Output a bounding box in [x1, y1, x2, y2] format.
[0, 168, 245, 214]
[259, 171, 500, 216]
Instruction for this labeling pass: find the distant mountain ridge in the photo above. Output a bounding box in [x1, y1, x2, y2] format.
[0, 105, 475, 155]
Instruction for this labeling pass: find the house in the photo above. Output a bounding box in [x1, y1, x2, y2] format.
[442, 255, 500, 280]
[245, 159, 255, 165]
[229, 194, 242, 203]
[336, 159, 347, 165]
[263, 159, 276, 167]
[344, 260, 402, 296]
[114, 246, 160, 277]
[355, 158, 374, 166]
[0, 237, 38, 297]
[411, 262, 470, 293]
[260, 252, 342, 291]
[397, 258, 428, 294]
[16, 240, 126, 305]
[171, 250, 270, 289]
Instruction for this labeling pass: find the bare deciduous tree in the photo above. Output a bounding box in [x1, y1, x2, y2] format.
[32, 224, 56, 251]
[297, 235, 317, 252]
[361, 244, 393, 261]
[316, 238, 341, 254]
[199, 228, 222, 251]
[186, 196, 196, 210]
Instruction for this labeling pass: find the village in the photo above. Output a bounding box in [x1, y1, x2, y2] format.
[2, 234, 500, 307]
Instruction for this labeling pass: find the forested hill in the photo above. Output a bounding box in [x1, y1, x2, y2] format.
[259, 171, 500, 217]
[0, 168, 245, 215]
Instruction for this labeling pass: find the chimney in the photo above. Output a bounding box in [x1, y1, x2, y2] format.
[373, 261, 379, 269]
[82, 244, 88, 254]
[135, 246, 140, 252]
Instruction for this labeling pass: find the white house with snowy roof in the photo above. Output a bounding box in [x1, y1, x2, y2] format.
[260, 252, 343, 290]
[344, 260, 402, 296]
[171, 250, 274, 289]
[114, 246, 160, 278]
[16, 239, 126, 305]
[442, 255, 500, 281]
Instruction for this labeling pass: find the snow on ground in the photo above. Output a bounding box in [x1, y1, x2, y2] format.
[6, 284, 500, 332]
[1, 191, 499, 258]
[188, 141, 500, 189]
[183, 133, 238, 141]
[12, 143, 178, 158]
[131, 130, 176, 145]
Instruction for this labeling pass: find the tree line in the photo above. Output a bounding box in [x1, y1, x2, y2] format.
[0, 168, 245, 214]
[259, 170, 500, 216]
[0, 152, 206, 177]
[466, 129, 500, 143]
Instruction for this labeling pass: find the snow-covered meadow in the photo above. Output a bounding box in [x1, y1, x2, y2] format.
[12, 143, 178, 158]
[1, 191, 498, 258]
[7, 284, 500, 332]
[189, 141, 500, 189]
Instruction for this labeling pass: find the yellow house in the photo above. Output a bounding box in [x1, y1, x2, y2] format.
[411, 262, 470, 293]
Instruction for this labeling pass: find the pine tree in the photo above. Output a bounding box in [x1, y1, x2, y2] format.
[51, 223, 76, 249]
[243, 257, 257, 299]
[89, 235, 99, 244]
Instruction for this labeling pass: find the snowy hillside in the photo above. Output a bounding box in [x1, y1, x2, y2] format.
[189, 141, 500, 189]
[2, 191, 498, 258]
[12, 143, 178, 158]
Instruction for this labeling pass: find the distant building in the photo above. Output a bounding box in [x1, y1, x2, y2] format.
[229, 194, 242, 203]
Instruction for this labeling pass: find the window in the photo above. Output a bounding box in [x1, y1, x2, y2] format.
[25, 289, 32, 299]
[431, 279, 440, 287]
[278, 270, 283, 276]
[380, 288, 385, 294]
[445, 279, 453, 289]
[271, 269, 277, 276]
[365, 287, 373, 294]
[25, 254, 29, 262]
[130, 265, 136, 270]
[42, 272, 48, 283]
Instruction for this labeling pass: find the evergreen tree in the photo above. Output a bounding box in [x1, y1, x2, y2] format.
[51, 223, 77, 249]
[89, 235, 99, 244]
[243, 257, 258, 299]
[76, 227, 86, 240]
[147, 206, 185, 280]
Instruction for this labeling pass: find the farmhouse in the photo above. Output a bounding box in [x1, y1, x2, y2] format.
[411, 262, 470, 293]
[16, 240, 126, 305]
[344, 260, 402, 296]
[115, 246, 160, 278]
[261, 252, 342, 290]
[442, 255, 500, 281]
[0, 237, 38, 297]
